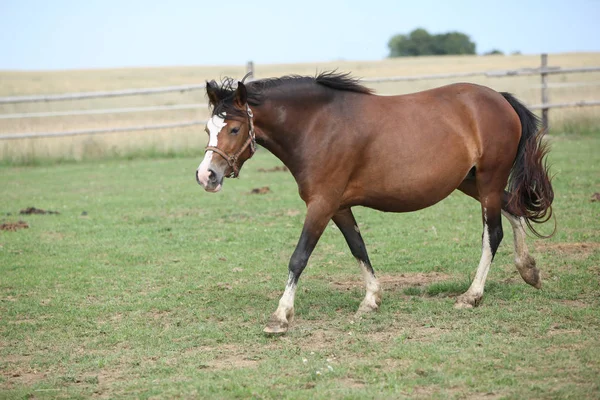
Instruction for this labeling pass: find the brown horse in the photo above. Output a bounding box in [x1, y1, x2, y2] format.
[195, 72, 554, 334]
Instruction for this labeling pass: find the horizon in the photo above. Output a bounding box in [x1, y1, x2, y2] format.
[1, 51, 599, 73]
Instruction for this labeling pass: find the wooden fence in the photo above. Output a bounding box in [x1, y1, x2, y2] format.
[1, 55, 599, 140]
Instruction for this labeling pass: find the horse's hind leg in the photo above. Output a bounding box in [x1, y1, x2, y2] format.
[500, 209, 541, 288]
[455, 178, 504, 308]
[458, 180, 541, 289]
[332, 208, 382, 315]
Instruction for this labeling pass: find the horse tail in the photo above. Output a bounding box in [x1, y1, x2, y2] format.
[501, 92, 555, 238]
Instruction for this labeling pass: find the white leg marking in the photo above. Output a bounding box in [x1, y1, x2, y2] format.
[501, 210, 529, 266]
[468, 222, 493, 297]
[502, 210, 540, 288]
[196, 114, 227, 187]
[272, 272, 296, 323]
[357, 260, 382, 314]
[456, 209, 493, 308]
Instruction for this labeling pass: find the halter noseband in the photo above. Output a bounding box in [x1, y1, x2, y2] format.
[204, 104, 256, 178]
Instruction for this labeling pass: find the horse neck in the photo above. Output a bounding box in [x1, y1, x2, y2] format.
[252, 92, 330, 173]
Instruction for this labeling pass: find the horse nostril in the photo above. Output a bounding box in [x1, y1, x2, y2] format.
[208, 169, 217, 183]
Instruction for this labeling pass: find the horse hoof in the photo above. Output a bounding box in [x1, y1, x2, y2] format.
[517, 257, 542, 289]
[454, 301, 474, 309]
[263, 314, 289, 335]
[454, 293, 482, 309]
[521, 268, 542, 289]
[355, 302, 379, 317]
[263, 323, 288, 335]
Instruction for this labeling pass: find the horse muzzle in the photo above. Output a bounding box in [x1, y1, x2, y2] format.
[196, 167, 223, 192]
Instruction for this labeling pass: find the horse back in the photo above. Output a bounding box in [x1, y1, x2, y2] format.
[335, 83, 521, 211]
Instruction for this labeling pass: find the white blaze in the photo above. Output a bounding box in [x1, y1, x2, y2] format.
[196, 113, 227, 187]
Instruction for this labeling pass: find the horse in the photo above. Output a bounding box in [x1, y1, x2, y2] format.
[195, 71, 554, 334]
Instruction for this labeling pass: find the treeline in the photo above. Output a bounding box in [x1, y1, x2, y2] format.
[388, 28, 510, 57]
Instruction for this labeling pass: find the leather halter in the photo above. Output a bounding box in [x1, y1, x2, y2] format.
[204, 105, 256, 178]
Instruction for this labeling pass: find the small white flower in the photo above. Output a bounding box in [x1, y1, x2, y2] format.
[302, 358, 308, 364]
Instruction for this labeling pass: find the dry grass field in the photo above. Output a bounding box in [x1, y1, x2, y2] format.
[1, 52, 599, 162]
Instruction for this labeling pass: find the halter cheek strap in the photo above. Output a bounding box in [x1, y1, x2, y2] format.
[205, 104, 256, 178]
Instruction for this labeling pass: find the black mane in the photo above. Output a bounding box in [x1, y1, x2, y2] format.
[315, 71, 373, 95]
[207, 71, 373, 119]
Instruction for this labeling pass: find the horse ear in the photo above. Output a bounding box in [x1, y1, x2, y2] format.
[234, 81, 247, 107]
[206, 80, 219, 106]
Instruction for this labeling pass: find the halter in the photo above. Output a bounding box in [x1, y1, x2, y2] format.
[204, 104, 256, 178]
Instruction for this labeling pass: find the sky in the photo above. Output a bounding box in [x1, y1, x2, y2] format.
[0, 0, 599, 70]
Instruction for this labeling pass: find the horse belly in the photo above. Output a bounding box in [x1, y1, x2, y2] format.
[357, 175, 465, 212]
[344, 144, 473, 212]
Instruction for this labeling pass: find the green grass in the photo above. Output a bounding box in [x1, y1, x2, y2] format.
[1, 135, 599, 398]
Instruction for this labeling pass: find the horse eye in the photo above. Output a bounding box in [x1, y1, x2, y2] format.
[231, 127, 240, 135]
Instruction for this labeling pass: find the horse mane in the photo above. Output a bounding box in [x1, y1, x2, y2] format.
[315, 71, 373, 95]
[207, 71, 373, 118]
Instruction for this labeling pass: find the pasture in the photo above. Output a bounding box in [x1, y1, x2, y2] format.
[1, 52, 600, 162]
[1, 133, 599, 398]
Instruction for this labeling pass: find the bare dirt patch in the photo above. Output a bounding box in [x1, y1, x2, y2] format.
[560, 299, 588, 307]
[1, 354, 32, 363]
[291, 328, 340, 351]
[184, 344, 261, 371]
[258, 166, 289, 173]
[547, 327, 582, 337]
[535, 242, 600, 260]
[1, 356, 48, 389]
[20, 207, 60, 215]
[332, 272, 451, 292]
[334, 377, 366, 389]
[209, 356, 260, 370]
[0, 221, 29, 231]
[249, 186, 271, 194]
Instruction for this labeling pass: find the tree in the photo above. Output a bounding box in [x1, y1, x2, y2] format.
[388, 28, 476, 57]
[484, 49, 504, 55]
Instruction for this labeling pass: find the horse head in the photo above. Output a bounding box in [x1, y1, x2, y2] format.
[196, 78, 256, 192]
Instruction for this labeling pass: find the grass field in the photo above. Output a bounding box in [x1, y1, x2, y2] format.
[1, 132, 599, 398]
[1, 52, 600, 162]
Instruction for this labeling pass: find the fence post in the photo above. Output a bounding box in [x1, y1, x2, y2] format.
[246, 61, 254, 81]
[540, 53, 549, 131]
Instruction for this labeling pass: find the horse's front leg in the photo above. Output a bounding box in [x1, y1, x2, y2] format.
[263, 199, 336, 335]
[332, 208, 382, 315]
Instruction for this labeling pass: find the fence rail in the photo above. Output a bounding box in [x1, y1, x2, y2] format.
[2, 66, 599, 106]
[0, 120, 207, 140]
[0, 83, 206, 104]
[529, 99, 600, 110]
[1, 54, 599, 140]
[0, 103, 206, 120]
